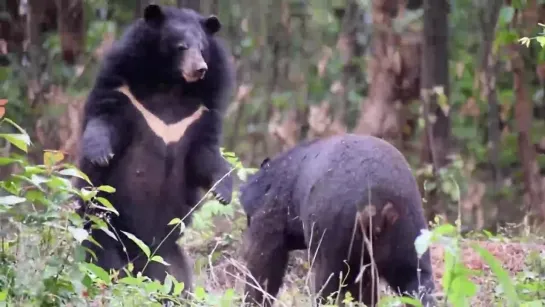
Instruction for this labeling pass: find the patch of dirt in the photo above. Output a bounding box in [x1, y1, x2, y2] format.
[429, 240, 545, 305]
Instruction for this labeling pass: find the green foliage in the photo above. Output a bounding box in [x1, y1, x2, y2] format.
[0, 116, 245, 306]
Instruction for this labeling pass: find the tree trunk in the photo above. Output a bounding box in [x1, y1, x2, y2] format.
[177, 0, 201, 12]
[420, 0, 450, 222]
[511, 44, 545, 226]
[135, 0, 150, 18]
[55, 0, 84, 65]
[476, 0, 503, 228]
[354, 0, 402, 146]
[333, 0, 366, 125]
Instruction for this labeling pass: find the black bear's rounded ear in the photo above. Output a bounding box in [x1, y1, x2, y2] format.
[260, 157, 270, 168]
[203, 15, 221, 34]
[144, 4, 165, 26]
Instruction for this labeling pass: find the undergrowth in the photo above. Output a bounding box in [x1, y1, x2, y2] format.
[0, 115, 543, 307]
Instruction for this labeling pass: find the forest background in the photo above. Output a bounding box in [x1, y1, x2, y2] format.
[0, 0, 545, 306]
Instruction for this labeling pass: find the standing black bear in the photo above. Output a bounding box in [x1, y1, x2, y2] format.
[75, 4, 234, 294]
[239, 134, 437, 307]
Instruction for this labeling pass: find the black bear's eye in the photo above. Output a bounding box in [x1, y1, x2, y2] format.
[177, 43, 188, 50]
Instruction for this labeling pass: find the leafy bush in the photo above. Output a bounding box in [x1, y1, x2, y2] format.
[0, 113, 543, 307]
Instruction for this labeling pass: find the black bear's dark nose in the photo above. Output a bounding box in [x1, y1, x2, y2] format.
[196, 67, 207, 74]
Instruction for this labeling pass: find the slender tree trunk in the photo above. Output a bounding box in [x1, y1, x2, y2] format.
[135, 0, 150, 18]
[420, 0, 450, 222]
[334, 0, 365, 125]
[177, 0, 201, 11]
[55, 0, 84, 65]
[477, 0, 503, 228]
[354, 0, 402, 146]
[511, 44, 545, 225]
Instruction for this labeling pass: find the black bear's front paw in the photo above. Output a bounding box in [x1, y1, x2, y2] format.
[211, 174, 233, 205]
[86, 147, 114, 167]
[82, 120, 115, 167]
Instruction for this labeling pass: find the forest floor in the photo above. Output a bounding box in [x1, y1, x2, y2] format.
[183, 207, 545, 306]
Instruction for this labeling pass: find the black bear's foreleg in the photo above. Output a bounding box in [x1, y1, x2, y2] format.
[81, 117, 118, 167]
[80, 89, 133, 167]
[188, 145, 233, 204]
[186, 109, 233, 204]
[380, 254, 437, 307]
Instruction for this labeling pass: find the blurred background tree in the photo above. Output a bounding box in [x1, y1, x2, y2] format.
[2, 0, 545, 235]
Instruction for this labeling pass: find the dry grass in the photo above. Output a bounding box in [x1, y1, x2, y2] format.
[183, 211, 545, 306]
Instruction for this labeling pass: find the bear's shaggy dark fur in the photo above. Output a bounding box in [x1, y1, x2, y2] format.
[239, 134, 436, 307]
[75, 4, 235, 293]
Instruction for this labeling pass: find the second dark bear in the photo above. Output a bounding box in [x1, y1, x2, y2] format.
[239, 134, 437, 307]
[75, 4, 234, 294]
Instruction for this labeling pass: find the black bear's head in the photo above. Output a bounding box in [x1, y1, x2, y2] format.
[143, 4, 222, 83]
[239, 158, 274, 217]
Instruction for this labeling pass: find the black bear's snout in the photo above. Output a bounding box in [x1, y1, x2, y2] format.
[195, 66, 207, 79]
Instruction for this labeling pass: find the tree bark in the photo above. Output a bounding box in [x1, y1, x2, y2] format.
[135, 0, 150, 18]
[420, 0, 450, 221]
[354, 0, 402, 146]
[477, 0, 503, 222]
[511, 44, 545, 226]
[55, 0, 84, 65]
[177, 0, 201, 12]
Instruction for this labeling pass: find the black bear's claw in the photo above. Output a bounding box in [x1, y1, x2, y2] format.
[90, 152, 114, 166]
[211, 189, 231, 205]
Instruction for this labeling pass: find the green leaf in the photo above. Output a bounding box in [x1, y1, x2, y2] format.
[151, 255, 170, 266]
[168, 218, 181, 225]
[68, 226, 89, 243]
[144, 280, 163, 294]
[2, 118, 28, 135]
[0, 133, 30, 152]
[414, 229, 432, 258]
[58, 168, 92, 185]
[163, 273, 174, 294]
[194, 286, 207, 300]
[536, 36, 545, 48]
[0, 195, 26, 205]
[0, 157, 22, 166]
[80, 188, 97, 202]
[95, 197, 119, 215]
[0, 289, 7, 301]
[99, 226, 118, 241]
[43, 150, 65, 167]
[221, 288, 236, 305]
[97, 185, 116, 193]
[81, 263, 111, 284]
[46, 175, 72, 190]
[121, 231, 150, 258]
[118, 276, 142, 286]
[173, 280, 185, 296]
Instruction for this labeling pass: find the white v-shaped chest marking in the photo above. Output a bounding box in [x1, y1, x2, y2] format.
[116, 86, 208, 145]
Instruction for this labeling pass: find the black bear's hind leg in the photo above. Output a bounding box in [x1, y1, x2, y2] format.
[82, 229, 126, 273]
[140, 244, 194, 300]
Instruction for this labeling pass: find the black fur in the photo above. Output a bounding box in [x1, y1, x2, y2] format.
[239, 134, 436, 307]
[75, 4, 235, 295]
